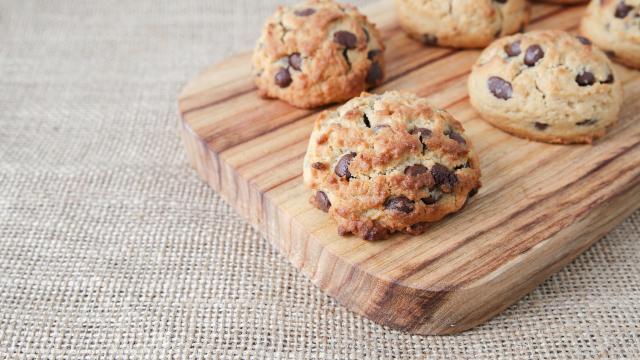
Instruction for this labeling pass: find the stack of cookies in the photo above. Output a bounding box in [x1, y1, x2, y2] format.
[250, 0, 634, 240]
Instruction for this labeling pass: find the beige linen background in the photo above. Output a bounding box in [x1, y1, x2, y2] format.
[0, 0, 639, 358]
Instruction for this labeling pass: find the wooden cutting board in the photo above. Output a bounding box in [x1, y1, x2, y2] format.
[178, 1, 640, 334]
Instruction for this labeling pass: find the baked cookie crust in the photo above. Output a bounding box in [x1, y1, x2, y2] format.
[580, 0, 640, 70]
[395, 0, 531, 49]
[303, 91, 481, 240]
[468, 30, 623, 144]
[253, 0, 385, 108]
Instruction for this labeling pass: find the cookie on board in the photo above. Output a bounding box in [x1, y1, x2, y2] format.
[303, 91, 481, 240]
[395, 0, 531, 49]
[253, 0, 385, 108]
[468, 30, 623, 144]
[580, 0, 640, 70]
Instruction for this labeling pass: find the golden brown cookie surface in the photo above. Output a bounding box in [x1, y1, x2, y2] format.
[395, 0, 531, 49]
[303, 91, 481, 240]
[468, 30, 623, 144]
[580, 0, 640, 70]
[252, 0, 385, 108]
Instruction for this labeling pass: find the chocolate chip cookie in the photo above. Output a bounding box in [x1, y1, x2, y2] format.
[395, 0, 531, 49]
[580, 0, 640, 70]
[252, 0, 385, 109]
[468, 30, 623, 144]
[303, 91, 481, 240]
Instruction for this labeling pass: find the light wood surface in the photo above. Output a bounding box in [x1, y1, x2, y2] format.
[178, 1, 640, 334]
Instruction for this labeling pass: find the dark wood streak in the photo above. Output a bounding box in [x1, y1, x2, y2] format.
[181, 86, 257, 116]
[235, 137, 309, 170]
[204, 109, 315, 149]
[261, 173, 302, 194]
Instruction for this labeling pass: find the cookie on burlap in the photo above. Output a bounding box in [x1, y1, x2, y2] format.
[580, 0, 640, 70]
[394, 0, 531, 49]
[252, 0, 385, 109]
[468, 30, 623, 144]
[303, 91, 481, 241]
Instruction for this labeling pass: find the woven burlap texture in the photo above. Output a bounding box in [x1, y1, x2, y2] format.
[1, 0, 639, 358]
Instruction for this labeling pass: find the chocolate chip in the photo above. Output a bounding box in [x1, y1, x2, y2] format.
[601, 73, 615, 84]
[504, 40, 521, 57]
[487, 76, 513, 100]
[363, 27, 370, 43]
[334, 31, 358, 49]
[335, 152, 356, 179]
[605, 50, 616, 58]
[446, 130, 466, 145]
[363, 223, 389, 241]
[615, 2, 633, 18]
[421, 196, 437, 205]
[404, 164, 429, 177]
[431, 163, 457, 189]
[365, 62, 383, 85]
[494, 0, 508, 3]
[311, 162, 327, 170]
[422, 34, 438, 46]
[274, 67, 292, 88]
[294, 8, 316, 16]
[468, 188, 478, 198]
[384, 196, 415, 213]
[288, 53, 302, 71]
[576, 36, 591, 45]
[367, 49, 381, 60]
[315, 191, 331, 212]
[576, 119, 598, 126]
[576, 71, 596, 87]
[363, 114, 371, 128]
[524, 45, 544, 67]
[534, 122, 549, 130]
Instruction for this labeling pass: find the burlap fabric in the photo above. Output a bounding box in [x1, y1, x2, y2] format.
[1, 0, 639, 358]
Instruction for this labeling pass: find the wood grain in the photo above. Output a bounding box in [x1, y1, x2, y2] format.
[178, 1, 640, 334]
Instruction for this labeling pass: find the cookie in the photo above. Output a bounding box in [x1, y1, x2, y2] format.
[468, 30, 623, 144]
[252, 0, 385, 109]
[303, 91, 481, 241]
[580, 0, 640, 70]
[394, 0, 531, 49]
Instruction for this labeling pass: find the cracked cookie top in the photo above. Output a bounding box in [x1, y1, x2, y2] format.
[580, 0, 640, 70]
[252, 0, 385, 109]
[303, 91, 481, 241]
[468, 30, 623, 144]
[394, 0, 531, 49]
